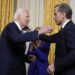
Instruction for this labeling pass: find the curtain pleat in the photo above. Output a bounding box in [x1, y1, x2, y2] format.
[0, 0, 14, 33]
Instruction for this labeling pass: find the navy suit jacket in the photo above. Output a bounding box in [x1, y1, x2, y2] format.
[40, 21, 75, 75]
[0, 22, 39, 75]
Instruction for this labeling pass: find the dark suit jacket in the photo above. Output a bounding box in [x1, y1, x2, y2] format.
[40, 21, 75, 75]
[0, 22, 39, 75]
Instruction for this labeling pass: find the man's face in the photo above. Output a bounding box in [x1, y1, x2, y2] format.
[20, 11, 30, 28]
[53, 7, 65, 25]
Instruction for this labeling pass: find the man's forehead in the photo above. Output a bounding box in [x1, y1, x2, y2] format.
[23, 10, 29, 15]
[54, 7, 59, 11]
[24, 10, 29, 13]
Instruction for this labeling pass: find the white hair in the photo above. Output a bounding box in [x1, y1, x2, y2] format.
[14, 8, 25, 20]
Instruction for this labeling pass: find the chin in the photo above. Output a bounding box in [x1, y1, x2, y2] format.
[57, 23, 61, 25]
[56, 22, 61, 25]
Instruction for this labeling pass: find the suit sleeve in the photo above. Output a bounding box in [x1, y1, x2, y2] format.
[55, 27, 75, 73]
[7, 27, 39, 43]
[39, 33, 59, 43]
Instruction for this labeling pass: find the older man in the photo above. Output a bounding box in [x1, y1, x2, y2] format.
[0, 8, 52, 75]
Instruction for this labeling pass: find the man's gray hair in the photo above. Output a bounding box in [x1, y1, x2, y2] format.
[14, 8, 25, 20]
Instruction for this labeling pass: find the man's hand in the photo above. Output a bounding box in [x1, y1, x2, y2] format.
[47, 64, 55, 74]
[28, 55, 36, 62]
[38, 26, 53, 35]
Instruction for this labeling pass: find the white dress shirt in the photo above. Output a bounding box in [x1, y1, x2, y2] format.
[62, 19, 71, 28]
[14, 21, 22, 31]
[14, 21, 30, 54]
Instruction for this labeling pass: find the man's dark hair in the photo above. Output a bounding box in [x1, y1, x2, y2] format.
[55, 3, 72, 19]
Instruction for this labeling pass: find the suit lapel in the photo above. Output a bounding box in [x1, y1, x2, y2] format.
[64, 20, 73, 29]
[12, 22, 22, 33]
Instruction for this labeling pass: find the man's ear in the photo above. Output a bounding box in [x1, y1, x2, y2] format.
[62, 12, 66, 18]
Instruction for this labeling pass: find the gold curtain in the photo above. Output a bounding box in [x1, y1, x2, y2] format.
[44, 0, 69, 64]
[0, 0, 14, 33]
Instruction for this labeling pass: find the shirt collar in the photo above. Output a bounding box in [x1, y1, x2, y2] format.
[62, 19, 71, 28]
[14, 21, 22, 31]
